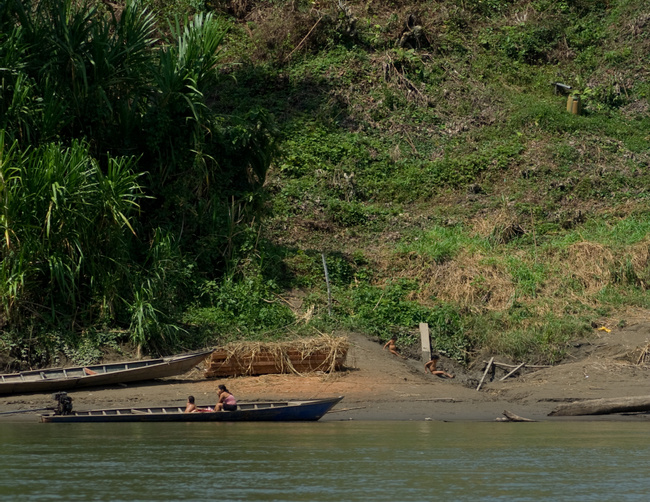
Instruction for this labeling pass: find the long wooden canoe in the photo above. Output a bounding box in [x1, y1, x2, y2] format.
[40, 396, 344, 423]
[0, 350, 213, 395]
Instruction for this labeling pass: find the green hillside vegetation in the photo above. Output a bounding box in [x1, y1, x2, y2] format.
[1, 0, 649, 369]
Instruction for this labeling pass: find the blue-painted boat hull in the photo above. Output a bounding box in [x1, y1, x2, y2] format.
[40, 396, 344, 423]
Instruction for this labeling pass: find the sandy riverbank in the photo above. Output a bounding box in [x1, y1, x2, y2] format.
[2, 321, 650, 422]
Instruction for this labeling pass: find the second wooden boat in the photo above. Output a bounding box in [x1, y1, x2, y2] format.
[0, 350, 213, 395]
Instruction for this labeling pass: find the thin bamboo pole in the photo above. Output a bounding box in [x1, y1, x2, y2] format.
[322, 253, 332, 316]
[477, 357, 494, 391]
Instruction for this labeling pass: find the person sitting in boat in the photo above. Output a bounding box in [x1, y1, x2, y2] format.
[424, 354, 454, 379]
[215, 384, 237, 411]
[184, 395, 198, 413]
[184, 395, 215, 413]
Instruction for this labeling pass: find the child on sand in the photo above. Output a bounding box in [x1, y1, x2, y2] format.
[383, 336, 406, 359]
[424, 354, 454, 379]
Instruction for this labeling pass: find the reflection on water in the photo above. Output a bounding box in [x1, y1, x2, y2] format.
[1, 421, 649, 501]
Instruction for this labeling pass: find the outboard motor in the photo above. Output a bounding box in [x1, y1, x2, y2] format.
[52, 391, 73, 415]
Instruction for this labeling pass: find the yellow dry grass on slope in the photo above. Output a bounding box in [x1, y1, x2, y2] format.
[371, 208, 650, 319]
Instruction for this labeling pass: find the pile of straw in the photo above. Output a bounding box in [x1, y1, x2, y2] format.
[205, 335, 349, 377]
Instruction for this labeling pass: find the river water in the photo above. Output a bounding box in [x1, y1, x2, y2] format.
[0, 420, 649, 501]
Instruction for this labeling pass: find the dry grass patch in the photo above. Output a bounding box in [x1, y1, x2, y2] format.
[561, 242, 614, 294]
[559, 239, 650, 292]
[470, 209, 526, 244]
[628, 239, 650, 274]
[384, 250, 515, 310]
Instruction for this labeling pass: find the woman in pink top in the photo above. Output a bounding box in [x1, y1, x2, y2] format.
[215, 384, 237, 411]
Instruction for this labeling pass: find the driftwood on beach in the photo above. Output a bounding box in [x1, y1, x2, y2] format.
[497, 410, 536, 422]
[548, 396, 650, 416]
[476, 359, 552, 389]
[205, 335, 348, 377]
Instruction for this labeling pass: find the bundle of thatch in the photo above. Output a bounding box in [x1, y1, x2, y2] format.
[205, 335, 349, 378]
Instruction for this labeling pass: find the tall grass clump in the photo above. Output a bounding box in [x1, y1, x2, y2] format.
[468, 311, 592, 364]
[397, 224, 472, 264]
[0, 134, 147, 358]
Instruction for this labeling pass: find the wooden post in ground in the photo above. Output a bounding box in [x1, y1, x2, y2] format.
[477, 357, 494, 391]
[419, 323, 432, 364]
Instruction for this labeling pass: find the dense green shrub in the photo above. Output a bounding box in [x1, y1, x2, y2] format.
[183, 273, 295, 343]
[0, 0, 277, 362]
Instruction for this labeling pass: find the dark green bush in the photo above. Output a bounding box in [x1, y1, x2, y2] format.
[183, 273, 295, 343]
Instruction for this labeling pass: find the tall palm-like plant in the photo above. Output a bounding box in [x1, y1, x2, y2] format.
[1, 1, 280, 358]
[144, 14, 278, 267]
[4, 0, 157, 154]
[0, 133, 144, 327]
[146, 12, 228, 183]
[95, 1, 158, 155]
[0, 132, 25, 319]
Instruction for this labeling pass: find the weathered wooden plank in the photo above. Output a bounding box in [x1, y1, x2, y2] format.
[419, 322, 431, 364]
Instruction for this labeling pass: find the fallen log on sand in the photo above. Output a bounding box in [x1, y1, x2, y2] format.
[504, 410, 536, 422]
[496, 410, 536, 422]
[548, 396, 650, 416]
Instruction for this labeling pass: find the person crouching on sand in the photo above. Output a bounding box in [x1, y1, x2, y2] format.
[383, 335, 406, 359]
[424, 354, 454, 379]
[215, 384, 238, 411]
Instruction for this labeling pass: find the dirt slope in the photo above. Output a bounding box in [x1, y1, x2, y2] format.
[487, 320, 650, 406]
